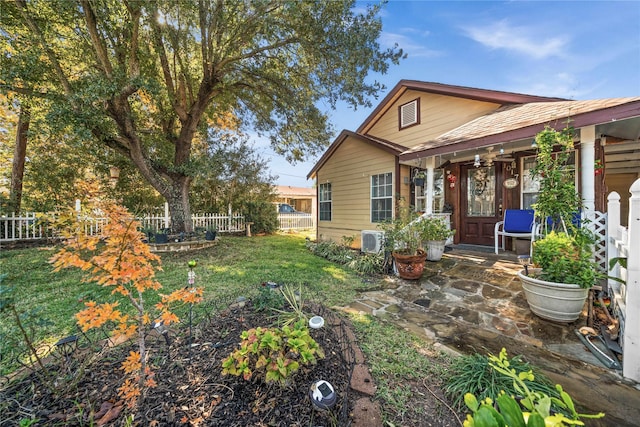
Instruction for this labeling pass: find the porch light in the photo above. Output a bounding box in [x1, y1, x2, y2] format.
[473, 154, 481, 168]
[531, 139, 537, 148]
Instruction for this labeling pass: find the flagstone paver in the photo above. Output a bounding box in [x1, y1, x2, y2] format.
[337, 248, 640, 427]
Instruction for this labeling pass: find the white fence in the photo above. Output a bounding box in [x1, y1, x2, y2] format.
[1, 207, 316, 242]
[277, 213, 314, 230]
[0, 210, 246, 242]
[607, 178, 640, 382]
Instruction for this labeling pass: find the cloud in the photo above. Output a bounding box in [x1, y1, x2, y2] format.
[379, 31, 442, 58]
[462, 20, 568, 60]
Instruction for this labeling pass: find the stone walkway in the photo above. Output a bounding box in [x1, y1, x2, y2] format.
[338, 247, 640, 426]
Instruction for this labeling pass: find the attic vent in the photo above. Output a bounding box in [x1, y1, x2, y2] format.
[399, 98, 419, 129]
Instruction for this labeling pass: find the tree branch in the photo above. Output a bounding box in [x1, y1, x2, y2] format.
[14, 0, 73, 97]
[147, 4, 187, 123]
[79, 0, 114, 79]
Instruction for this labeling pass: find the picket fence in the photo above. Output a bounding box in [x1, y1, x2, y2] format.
[0, 210, 246, 242]
[607, 178, 640, 382]
[1, 207, 315, 243]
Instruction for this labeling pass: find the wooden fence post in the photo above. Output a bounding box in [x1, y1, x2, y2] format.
[623, 178, 640, 381]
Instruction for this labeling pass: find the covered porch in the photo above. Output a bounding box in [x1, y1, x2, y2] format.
[398, 99, 640, 251]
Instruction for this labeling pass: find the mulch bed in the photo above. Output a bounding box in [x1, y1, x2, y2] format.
[1, 302, 358, 426]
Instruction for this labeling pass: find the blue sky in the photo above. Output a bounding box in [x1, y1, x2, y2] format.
[263, 0, 640, 188]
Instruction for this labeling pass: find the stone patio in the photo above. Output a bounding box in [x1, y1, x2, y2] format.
[338, 247, 640, 426]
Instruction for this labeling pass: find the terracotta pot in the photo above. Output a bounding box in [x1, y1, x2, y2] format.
[393, 249, 427, 280]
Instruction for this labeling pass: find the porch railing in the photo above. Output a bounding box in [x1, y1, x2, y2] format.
[607, 178, 640, 382]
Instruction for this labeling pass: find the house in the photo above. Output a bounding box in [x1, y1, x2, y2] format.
[308, 80, 640, 249]
[275, 185, 316, 214]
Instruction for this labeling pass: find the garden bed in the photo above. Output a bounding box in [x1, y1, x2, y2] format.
[0, 301, 360, 426]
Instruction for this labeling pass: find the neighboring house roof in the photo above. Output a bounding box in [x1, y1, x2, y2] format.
[307, 130, 408, 179]
[357, 80, 568, 134]
[400, 97, 640, 160]
[276, 185, 315, 198]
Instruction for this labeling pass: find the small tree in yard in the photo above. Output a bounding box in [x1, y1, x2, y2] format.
[50, 202, 203, 408]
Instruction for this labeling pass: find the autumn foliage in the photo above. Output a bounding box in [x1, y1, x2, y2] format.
[50, 202, 203, 408]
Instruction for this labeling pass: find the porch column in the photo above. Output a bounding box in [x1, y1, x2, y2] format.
[580, 126, 596, 218]
[426, 157, 435, 214]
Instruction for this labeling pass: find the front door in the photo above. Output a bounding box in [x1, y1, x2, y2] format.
[460, 164, 501, 245]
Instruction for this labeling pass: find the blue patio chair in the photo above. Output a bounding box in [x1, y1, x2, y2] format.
[494, 209, 536, 255]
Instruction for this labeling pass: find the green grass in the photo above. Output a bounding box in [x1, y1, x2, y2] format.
[0, 234, 366, 375]
[350, 313, 455, 422]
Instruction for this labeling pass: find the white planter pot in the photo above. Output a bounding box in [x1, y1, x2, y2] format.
[517, 268, 588, 323]
[425, 240, 446, 261]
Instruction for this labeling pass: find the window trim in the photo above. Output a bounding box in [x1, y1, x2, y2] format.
[319, 182, 332, 221]
[398, 98, 420, 130]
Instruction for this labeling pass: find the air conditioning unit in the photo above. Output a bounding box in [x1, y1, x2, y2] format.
[361, 230, 384, 254]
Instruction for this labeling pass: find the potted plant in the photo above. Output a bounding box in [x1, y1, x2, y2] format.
[413, 170, 426, 187]
[417, 216, 455, 261]
[379, 207, 428, 280]
[517, 125, 601, 322]
[154, 228, 169, 244]
[205, 225, 218, 241]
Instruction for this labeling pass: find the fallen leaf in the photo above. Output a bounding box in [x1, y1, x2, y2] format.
[96, 404, 123, 426]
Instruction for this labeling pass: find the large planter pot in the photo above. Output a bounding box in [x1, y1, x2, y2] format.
[393, 250, 427, 280]
[517, 268, 588, 323]
[205, 230, 217, 241]
[425, 240, 446, 261]
[154, 233, 168, 244]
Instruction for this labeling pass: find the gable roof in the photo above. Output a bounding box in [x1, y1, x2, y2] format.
[400, 97, 640, 160]
[357, 80, 568, 134]
[307, 130, 407, 179]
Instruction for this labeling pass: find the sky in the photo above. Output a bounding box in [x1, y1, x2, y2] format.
[261, 0, 640, 189]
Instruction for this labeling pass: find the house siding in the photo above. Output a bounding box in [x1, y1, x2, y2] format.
[317, 134, 404, 246]
[367, 91, 501, 146]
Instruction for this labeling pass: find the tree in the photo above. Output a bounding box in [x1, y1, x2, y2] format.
[1, 0, 403, 232]
[8, 102, 29, 214]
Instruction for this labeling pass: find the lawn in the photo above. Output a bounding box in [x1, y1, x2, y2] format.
[1, 233, 460, 425]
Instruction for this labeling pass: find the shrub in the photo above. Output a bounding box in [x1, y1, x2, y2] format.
[307, 239, 385, 275]
[445, 352, 558, 412]
[244, 200, 278, 234]
[222, 320, 324, 385]
[462, 348, 604, 427]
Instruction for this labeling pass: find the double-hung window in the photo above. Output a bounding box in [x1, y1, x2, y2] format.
[319, 183, 332, 221]
[371, 173, 393, 222]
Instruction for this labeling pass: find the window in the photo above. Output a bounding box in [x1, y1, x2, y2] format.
[414, 170, 444, 213]
[319, 183, 332, 221]
[371, 173, 393, 222]
[521, 152, 576, 209]
[399, 98, 420, 129]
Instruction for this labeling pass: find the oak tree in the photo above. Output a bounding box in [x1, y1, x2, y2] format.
[1, 0, 403, 231]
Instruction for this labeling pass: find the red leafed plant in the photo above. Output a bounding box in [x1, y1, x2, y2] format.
[50, 202, 203, 408]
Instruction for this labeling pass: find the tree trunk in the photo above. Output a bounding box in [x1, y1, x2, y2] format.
[165, 177, 193, 233]
[9, 105, 30, 214]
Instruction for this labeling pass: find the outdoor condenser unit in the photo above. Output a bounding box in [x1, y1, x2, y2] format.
[361, 230, 384, 254]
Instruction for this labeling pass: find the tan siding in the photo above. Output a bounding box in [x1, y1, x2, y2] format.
[367, 91, 501, 147]
[317, 135, 396, 246]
